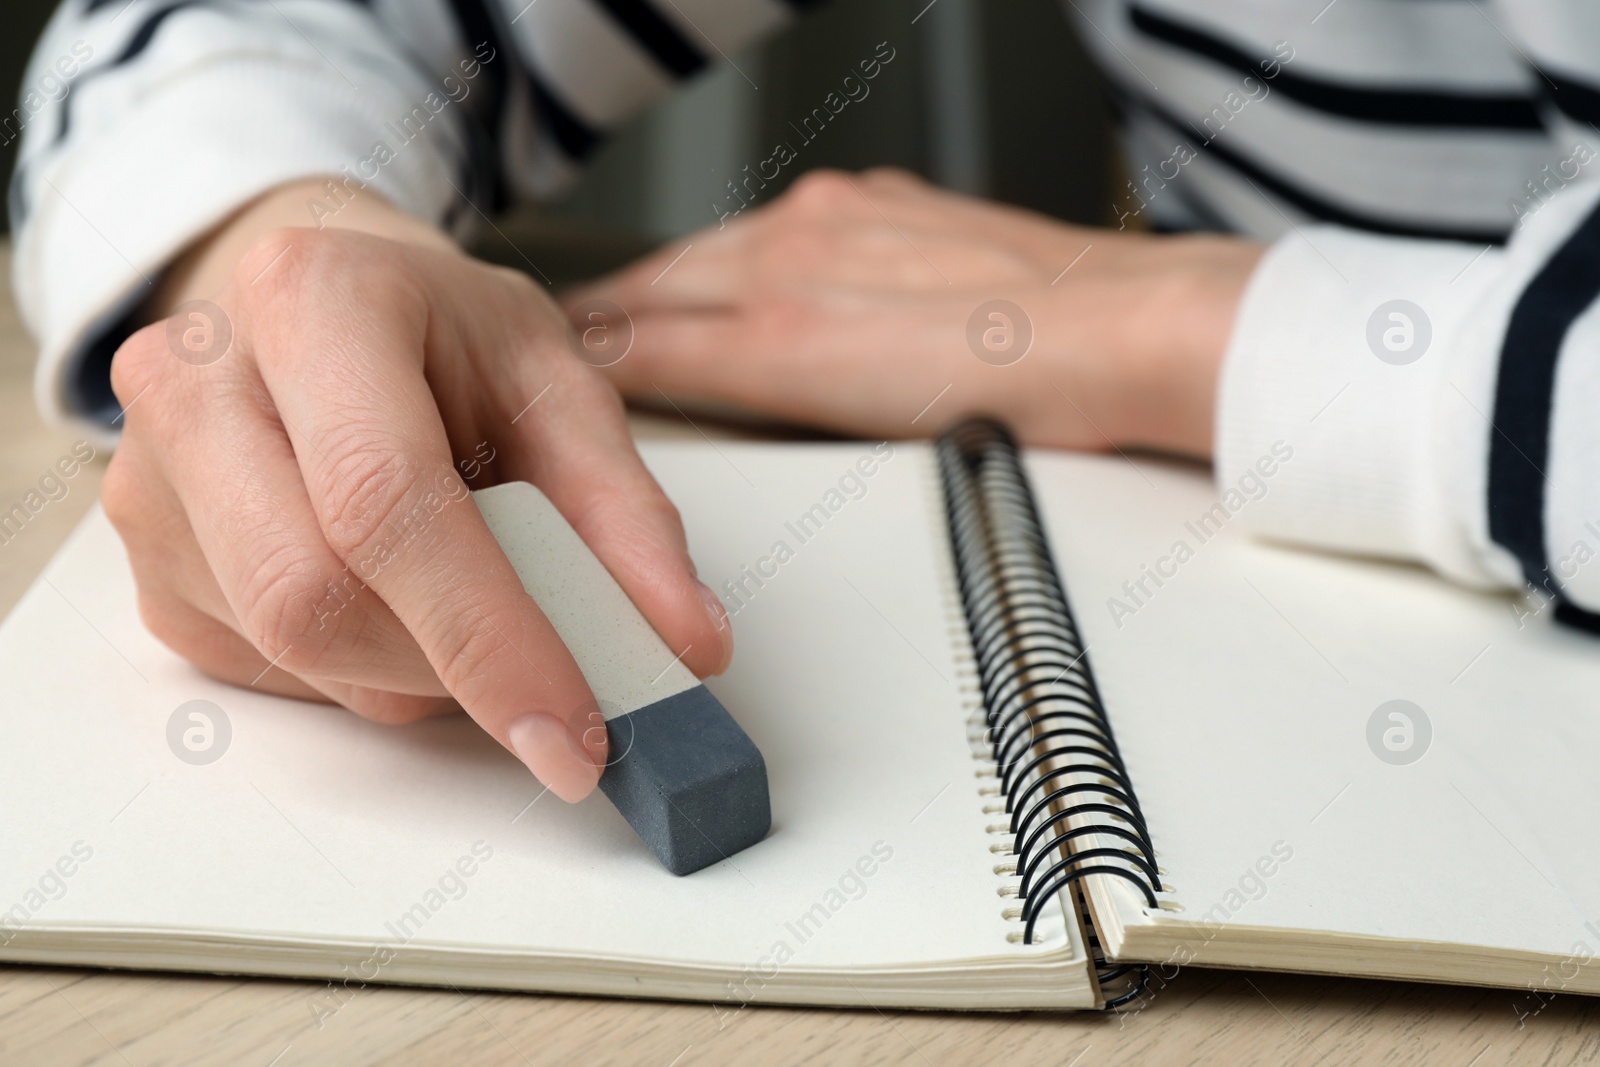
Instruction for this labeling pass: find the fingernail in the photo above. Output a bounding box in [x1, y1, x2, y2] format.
[507, 714, 602, 803]
[695, 578, 734, 673]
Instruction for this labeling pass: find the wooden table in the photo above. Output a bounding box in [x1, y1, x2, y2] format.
[2, 240, 1598, 1066]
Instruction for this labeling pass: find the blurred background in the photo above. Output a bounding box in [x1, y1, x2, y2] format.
[1, 0, 1114, 262]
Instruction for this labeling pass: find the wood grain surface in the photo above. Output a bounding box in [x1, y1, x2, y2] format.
[1, 243, 1597, 1066]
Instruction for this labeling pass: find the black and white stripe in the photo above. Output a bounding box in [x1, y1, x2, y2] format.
[1081, 0, 1562, 245]
[21, 0, 1591, 251]
[1489, 197, 1600, 624]
[1128, 5, 1542, 131]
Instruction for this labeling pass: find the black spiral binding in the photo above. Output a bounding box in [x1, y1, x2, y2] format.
[935, 419, 1160, 1011]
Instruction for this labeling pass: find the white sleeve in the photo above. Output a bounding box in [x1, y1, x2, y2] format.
[11, 0, 474, 441]
[1217, 1, 1600, 621]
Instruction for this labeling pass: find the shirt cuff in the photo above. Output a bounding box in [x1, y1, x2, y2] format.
[1214, 226, 1508, 587]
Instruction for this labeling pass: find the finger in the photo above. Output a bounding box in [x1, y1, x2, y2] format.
[107, 422, 464, 725]
[241, 232, 608, 802]
[501, 363, 733, 679]
[112, 322, 452, 700]
[562, 171, 865, 316]
[565, 225, 751, 315]
[102, 435, 236, 626]
[561, 170, 902, 313]
[571, 187, 963, 317]
[106, 367, 428, 709]
[312, 680, 462, 725]
[136, 592, 460, 722]
[133, 589, 330, 702]
[597, 309, 745, 400]
[373, 246, 731, 679]
[609, 300, 969, 436]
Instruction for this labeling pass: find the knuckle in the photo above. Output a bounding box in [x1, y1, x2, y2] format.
[313, 444, 422, 561]
[132, 591, 175, 646]
[99, 450, 144, 536]
[431, 618, 511, 699]
[568, 373, 633, 434]
[108, 323, 169, 406]
[260, 571, 388, 681]
[232, 228, 411, 343]
[135, 592, 203, 664]
[520, 352, 625, 428]
[236, 545, 334, 665]
[565, 479, 685, 580]
[491, 263, 545, 303]
[233, 226, 341, 293]
[558, 360, 627, 410]
[785, 168, 855, 213]
[134, 592, 240, 682]
[606, 496, 683, 567]
[522, 313, 579, 369]
[231, 227, 307, 302]
[863, 164, 919, 187]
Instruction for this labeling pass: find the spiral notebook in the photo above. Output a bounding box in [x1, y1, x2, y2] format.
[2, 423, 1599, 1012]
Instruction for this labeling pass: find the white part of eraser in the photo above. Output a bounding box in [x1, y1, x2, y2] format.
[473, 482, 698, 719]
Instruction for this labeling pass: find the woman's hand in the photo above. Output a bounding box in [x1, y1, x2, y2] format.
[104, 180, 732, 802]
[569, 167, 1263, 457]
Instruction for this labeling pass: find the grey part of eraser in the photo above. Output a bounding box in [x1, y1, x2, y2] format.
[599, 683, 771, 876]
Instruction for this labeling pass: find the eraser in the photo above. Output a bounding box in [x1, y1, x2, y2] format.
[474, 482, 771, 875]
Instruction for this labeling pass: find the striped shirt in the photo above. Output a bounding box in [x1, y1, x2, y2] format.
[11, 0, 1600, 621]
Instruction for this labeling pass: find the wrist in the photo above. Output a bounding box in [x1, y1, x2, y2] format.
[146, 177, 458, 317]
[1106, 235, 1263, 458]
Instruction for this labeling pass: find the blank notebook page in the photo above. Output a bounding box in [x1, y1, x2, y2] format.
[0, 441, 1087, 1008]
[1028, 452, 1600, 989]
